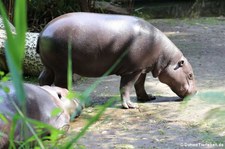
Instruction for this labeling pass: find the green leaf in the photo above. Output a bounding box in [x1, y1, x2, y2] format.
[67, 35, 73, 91]
[0, 71, 4, 77]
[0, 0, 26, 108]
[14, 0, 27, 64]
[79, 49, 129, 106]
[51, 108, 63, 117]
[1, 75, 10, 82]
[3, 86, 10, 93]
[0, 114, 8, 124]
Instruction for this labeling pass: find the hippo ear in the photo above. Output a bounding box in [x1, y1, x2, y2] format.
[174, 60, 185, 70]
[57, 92, 62, 99]
[178, 60, 184, 67]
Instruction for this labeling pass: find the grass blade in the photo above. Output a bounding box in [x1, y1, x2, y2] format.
[0, 0, 43, 148]
[0, 0, 26, 107]
[14, 0, 27, 62]
[67, 36, 73, 91]
[81, 48, 129, 104]
[63, 97, 118, 148]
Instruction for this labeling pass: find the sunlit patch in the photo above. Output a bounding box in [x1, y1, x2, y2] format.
[164, 31, 191, 36]
[133, 24, 150, 35]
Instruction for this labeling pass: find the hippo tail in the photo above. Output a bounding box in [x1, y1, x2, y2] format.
[36, 35, 40, 54]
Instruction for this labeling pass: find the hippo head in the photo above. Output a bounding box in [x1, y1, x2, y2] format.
[41, 86, 82, 120]
[157, 56, 197, 98]
[51, 86, 83, 119]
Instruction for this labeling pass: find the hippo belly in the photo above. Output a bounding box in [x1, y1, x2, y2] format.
[37, 12, 197, 109]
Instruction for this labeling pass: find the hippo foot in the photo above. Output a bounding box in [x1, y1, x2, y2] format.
[122, 100, 138, 109]
[137, 94, 156, 103]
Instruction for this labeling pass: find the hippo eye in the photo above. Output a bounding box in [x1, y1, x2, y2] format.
[57, 92, 62, 99]
[188, 73, 193, 80]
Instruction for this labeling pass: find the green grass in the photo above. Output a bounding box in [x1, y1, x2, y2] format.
[1, 1, 225, 148]
[0, 0, 45, 148]
[0, 1, 118, 148]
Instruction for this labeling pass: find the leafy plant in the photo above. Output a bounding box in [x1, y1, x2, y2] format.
[0, 0, 68, 148]
[0, 0, 31, 147]
[0, 0, 26, 107]
[0, 0, 119, 148]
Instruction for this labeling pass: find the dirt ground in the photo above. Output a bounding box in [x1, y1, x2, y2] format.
[68, 18, 225, 149]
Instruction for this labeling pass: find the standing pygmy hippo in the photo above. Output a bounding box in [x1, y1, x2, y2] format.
[37, 12, 197, 109]
[0, 82, 82, 148]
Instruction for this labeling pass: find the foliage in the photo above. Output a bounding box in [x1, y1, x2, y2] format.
[0, 0, 119, 148]
[2, 0, 135, 32]
[2, 0, 82, 31]
[27, 0, 81, 31]
[0, 0, 26, 105]
[0, 1, 29, 147]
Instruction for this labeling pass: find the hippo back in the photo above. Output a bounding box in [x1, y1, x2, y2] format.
[38, 12, 160, 77]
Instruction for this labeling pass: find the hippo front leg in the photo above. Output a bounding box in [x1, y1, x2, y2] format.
[39, 67, 54, 86]
[134, 73, 156, 102]
[120, 71, 142, 109]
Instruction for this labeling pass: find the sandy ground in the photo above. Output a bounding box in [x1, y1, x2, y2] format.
[68, 18, 225, 149]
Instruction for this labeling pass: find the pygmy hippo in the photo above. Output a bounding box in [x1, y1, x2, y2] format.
[37, 12, 197, 109]
[0, 82, 82, 148]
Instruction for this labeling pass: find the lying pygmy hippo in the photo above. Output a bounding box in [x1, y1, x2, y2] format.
[0, 82, 82, 148]
[37, 12, 197, 109]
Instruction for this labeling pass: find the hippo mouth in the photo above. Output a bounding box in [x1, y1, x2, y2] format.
[177, 77, 197, 98]
[175, 90, 187, 98]
[178, 87, 197, 99]
[179, 89, 189, 98]
[184, 89, 197, 97]
[171, 85, 191, 98]
[183, 79, 197, 98]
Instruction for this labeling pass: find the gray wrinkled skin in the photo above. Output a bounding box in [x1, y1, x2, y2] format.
[0, 82, 82, 148]
[37, 12, 197, 109]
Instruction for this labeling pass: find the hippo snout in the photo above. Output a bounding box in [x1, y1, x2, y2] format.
[185, 88, 197, 97]
[179, 87, 197, 98]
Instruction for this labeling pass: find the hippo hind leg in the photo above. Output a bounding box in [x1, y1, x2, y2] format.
[54, 72, 68, 88]
[39, 67, 54, 86]
[134, 73, 156, 102]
